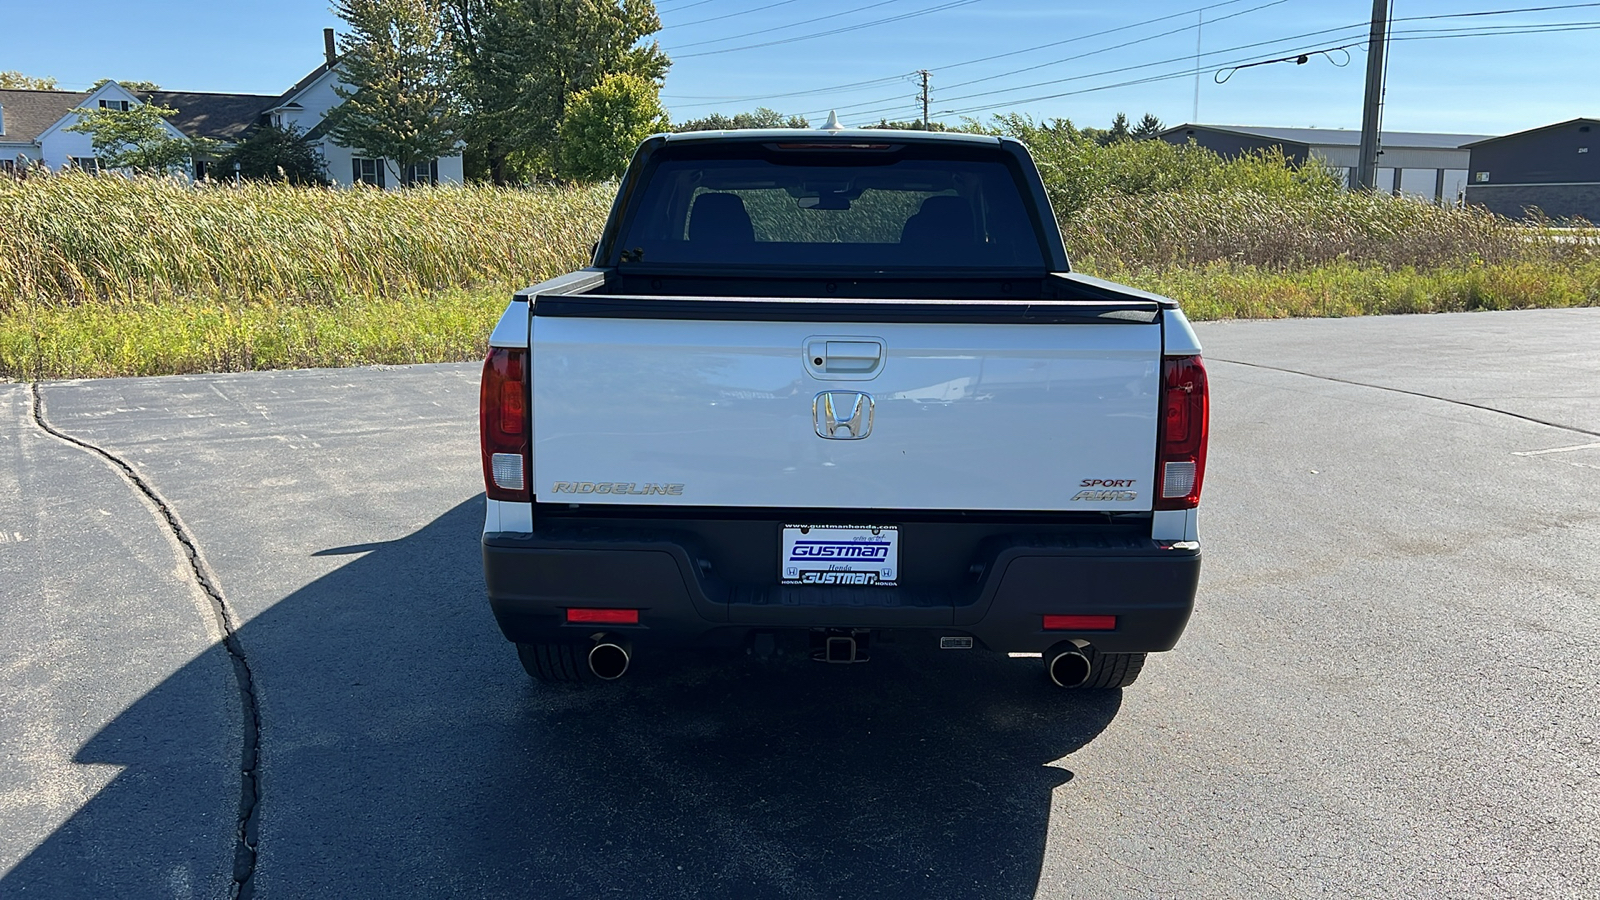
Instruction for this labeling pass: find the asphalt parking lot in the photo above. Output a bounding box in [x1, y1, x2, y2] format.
[2, 307, 1597, 898]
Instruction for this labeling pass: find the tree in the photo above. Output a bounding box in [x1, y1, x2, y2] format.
[1100, 112, 1132, 145]
[443, 0, 669, 183]
[674, 108, 807, 132]
[556, 73, 666, 181]
[1131, 113, 1165, 140]
[214, 122, 329, 185]
[64, 102, 213, 174]
[0, 71, 58, 90]
[863, 119, 951, 132]
[92, 78, 161, 92]
[442, 0, 523, 182]
[327, 0, 462, 185]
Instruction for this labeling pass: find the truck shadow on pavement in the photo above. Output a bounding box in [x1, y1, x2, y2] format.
[5, 498, 1121, 899]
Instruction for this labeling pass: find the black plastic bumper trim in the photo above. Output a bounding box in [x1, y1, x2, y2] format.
[483, 525, 1197, 654]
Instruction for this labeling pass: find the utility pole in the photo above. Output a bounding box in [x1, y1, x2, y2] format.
[919, 70, 931, 129]
[1193, 11, 1202, 123]
[1355, 0, 1390, 191]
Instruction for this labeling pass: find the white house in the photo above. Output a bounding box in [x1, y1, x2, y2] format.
[1, 81, 177, 174]
[256, 30, 464, 188]
[0, 30, 463, 188]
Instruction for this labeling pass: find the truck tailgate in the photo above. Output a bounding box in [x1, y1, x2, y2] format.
[530, 295, 1163, 512]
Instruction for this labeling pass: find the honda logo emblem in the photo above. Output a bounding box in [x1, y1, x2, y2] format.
[814, 391, 874, 440]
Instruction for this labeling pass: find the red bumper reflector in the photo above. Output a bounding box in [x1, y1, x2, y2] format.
[565, 608, 639, 625]
[1043, 615, 1117, 631]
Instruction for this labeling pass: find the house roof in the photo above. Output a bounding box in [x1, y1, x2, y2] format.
[1160, 123, 1493, 150]
[0, 89, 90, 143]
[277, 62, 342, 141]
[137, 90, 280, 141]
[136, 57, 339, 143]
[1, 59, 337, 151]
[278, 62, 335, 109]
[1459, 117, 1600, 148]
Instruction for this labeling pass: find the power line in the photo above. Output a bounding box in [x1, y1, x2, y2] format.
[673, 0, 985, 58]
[663, 2, 1600, 119]
[924, 20, 1372, 110]
[1401, 1, 1600, 20]
[663, 74, 915, 110]
[1213, 46, 1353, 83]
[1390, 20, 1600, 39]
[843, 101, 924, 125]
[797, 84, 931, 121]
[669, 0, 917, 50]
[1392, 17, 1600, 36]
[653, 0, 725, 16]
[903, 0, 1276, 74]
[932, 20, 1600, 117]
[936, 0, 1292, 94]
[655, 0, 725, 11]
[800, 19, 1373, 117]
[908, 5, 1587, 114]
[660, 0, 807, 31]
[661, 1, 1272, 117]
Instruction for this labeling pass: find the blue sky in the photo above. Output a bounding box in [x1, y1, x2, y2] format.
[3, 0, 1596, 137]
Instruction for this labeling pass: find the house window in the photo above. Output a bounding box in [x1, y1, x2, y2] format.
[98, 99, 131, 112]
[404, 159, 439, 187]
[68, 156, 102, 174]
[352, 157, 385, 188]
[1, 159, 14, 175]
[194, 159, 209, 180]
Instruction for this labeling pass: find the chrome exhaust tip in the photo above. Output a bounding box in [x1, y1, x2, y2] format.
[588, 639, 631, 681]
[1047, 645, 1092, 689]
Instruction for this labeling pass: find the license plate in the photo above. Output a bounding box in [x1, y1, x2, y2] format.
[781, 525, 898, 586]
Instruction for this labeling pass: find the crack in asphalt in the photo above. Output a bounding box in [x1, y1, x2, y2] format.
[29, 383, 262, 900]
[1208, 358, 1600, 439]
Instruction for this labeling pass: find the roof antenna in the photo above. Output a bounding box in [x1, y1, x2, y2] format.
[821, 110, 845, 132]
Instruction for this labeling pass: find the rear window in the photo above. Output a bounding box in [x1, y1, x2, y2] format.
[616, 151, 1047, 271]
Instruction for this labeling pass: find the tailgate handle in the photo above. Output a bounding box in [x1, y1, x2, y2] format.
[808, 339, 884, 377]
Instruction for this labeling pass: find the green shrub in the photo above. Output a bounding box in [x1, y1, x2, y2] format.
[985, 114, 1341, 221]
[556, 74, 668, 182]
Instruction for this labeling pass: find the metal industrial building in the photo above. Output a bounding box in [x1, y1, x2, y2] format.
[1157, 124, 1490, 204]
[1462, 118, 1600, 222]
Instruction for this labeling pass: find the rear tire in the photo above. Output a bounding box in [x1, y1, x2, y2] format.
[516, 642, 594, 684]
[1080, 648, 1146, 689]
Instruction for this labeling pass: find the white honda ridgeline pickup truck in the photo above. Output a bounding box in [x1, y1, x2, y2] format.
[478, 128, 1208, 690]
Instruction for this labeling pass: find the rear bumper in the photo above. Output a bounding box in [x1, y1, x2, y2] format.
[483, 514, 1199, 654]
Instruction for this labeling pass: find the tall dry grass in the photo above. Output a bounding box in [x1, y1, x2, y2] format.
[1068, 188, 1599, 272]
[991, 118, 1599, 274]
[0, 173, 613, 309]
[2, 161, 1597, 378]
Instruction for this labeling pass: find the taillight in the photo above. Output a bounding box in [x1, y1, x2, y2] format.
[1154, 355, 1209, 510]
[1043, 615, 1117, 631]
[565, 608, 640, 625]
[480, 348, 530, 502]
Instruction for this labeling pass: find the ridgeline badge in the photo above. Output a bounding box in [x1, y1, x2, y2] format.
[1072, 479, 1138, 502]
[551, 482, 684, 496]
